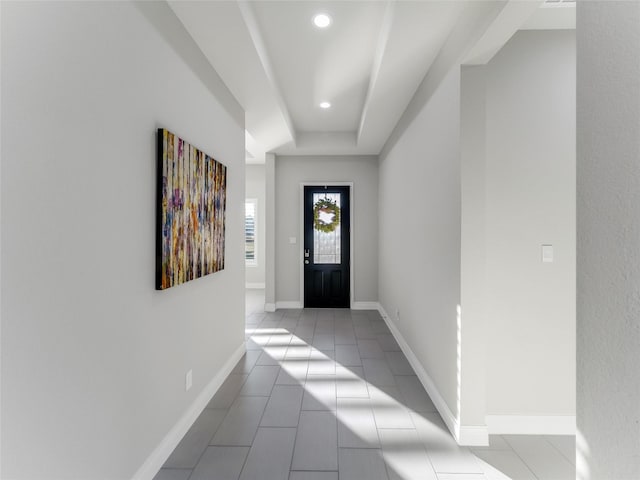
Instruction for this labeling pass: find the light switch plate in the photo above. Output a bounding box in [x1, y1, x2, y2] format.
[542, 244, 553, 263]
[289, 237, 297, 244]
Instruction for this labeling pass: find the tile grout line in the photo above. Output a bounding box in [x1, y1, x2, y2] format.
[184, 359, 247, 480]
[501, 435, 542, 480]
[287, 338, 308, 476]
[235, 326, 280, 480]
[543, 435, 576, 468]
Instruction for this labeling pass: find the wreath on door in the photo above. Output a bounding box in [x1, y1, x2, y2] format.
[313, 198, 341, 233]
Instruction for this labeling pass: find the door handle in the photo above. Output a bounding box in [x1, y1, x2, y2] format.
[304, 260, 310, 265]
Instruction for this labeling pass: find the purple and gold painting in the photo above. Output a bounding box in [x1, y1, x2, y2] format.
[156, 128, 227, 290]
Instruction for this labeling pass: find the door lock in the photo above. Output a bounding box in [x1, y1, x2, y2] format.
[304, 249, 310, 258]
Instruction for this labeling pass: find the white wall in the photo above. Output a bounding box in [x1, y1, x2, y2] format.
[577, 2, 640, 477]
[379, 29, 576, 443]
[274, 155, 378, 305]
[378, 67, 462, 420]
[1, 2, 245, 479]
[246, 165, 266, 287]
[460, 65, 488, 430]
[484, 30, 576, 422]
[265, 153, 276, 308]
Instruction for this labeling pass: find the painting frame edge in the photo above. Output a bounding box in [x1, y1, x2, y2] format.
[155, 128, 164, 290]
[155, 127, 227, 291]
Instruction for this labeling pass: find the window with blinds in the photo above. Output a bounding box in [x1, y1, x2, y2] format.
[245, 199, 257, 265]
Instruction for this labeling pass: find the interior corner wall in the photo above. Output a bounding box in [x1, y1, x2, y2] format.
[274, 155, 378, 305]
[1, 2, 245, 479]
[378, 67, 462, 419]
[459, 65, 488, 430]
[265, 153, 276, 309]
[484, 30, 576, 420]
[577, 1, 640, 477]
[245, 165, 266, 286]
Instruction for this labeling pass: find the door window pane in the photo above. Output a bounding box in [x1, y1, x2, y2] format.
[313, 192, 341, 264]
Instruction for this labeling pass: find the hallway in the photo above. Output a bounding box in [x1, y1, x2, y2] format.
[153, 291, 575, 480]
[5, 1, 640, 477]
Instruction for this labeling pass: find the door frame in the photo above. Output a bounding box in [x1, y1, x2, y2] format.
[299, 182, 354, 309]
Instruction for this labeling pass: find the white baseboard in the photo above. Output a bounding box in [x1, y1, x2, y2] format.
[377, 305, 488, 446]
[276, 301, 303, 309]
[133, 342, 246, 480]
[245, 283, 265, 289]
[272, 300, 384, 311]
[458, 425, 490, 446]
[351, 301, 381, 310]
[269, 300, 382, 311]
[486, 415, 576, 435]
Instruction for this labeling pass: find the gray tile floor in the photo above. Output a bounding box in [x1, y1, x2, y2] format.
[154, 290, 575, 480]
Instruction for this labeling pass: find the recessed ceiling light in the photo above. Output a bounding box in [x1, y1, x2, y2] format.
[313, 13, 332, 28]
[319, 101, 331, 109]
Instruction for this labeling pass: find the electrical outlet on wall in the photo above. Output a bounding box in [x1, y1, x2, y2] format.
[185, 369, 193, 392]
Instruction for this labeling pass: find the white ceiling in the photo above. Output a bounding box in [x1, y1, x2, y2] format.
[168, 0, 575, 163]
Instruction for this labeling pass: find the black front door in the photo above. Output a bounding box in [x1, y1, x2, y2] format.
[303, 186, 350, 308]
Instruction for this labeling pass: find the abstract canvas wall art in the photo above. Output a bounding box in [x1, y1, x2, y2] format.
[156, 128, 227, 290]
